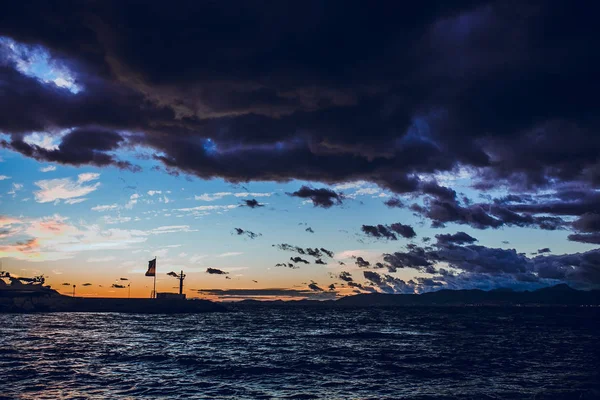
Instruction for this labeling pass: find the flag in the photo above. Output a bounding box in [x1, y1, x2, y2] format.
[146, 258, 156, 277]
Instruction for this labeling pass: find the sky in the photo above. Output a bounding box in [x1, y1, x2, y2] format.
[1, 1, 600, 300]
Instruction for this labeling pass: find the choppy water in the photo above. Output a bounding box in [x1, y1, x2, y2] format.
[1, 306, 599, 399]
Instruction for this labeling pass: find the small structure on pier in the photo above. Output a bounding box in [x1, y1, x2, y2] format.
[157, 270, 187, 299]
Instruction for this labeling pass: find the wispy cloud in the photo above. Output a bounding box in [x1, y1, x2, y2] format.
[125, 193, 140, 209]
[34, 173, 100, 203]
[92, 204, 119, 212]
[195, 192, 272, 201]
[64, 198, 87, 205]
[0, 175, 11, 180]
[216, 251, 243, 258]
[149, 225, 196, 234]
[40, 165, 57, 173]
[102, 215, 132, 224]
[8, 183, 23, 198]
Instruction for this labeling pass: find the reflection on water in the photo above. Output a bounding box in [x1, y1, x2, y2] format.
[1, 306, 599, 399]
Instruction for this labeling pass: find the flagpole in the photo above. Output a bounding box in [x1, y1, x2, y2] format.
[153, 257, 157, 299]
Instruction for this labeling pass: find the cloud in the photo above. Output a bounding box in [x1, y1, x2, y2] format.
[102, 216, 132, 224]
[92, 204, 119, 212]
[361, 222, 416, 241]
[275, 262, 298, 269]
[206, 268, 228, 275]
[241, 199, 264, 208]
[5, 128, 138, 170]
[195, 192, 231, 201]
[290, 256, 310, 264]
[0, 214, 198, 262]
[125, 193, 139, 209]
[64, 198, 87, 205]
[197, 288, 336, 300]
[8, 183, 23, 197]
[274, 243, 335, 260]
[216, 252, 243, 258]
[173, 204, 237, 217]
[34, 173, 100, 203]
[287, 186, 343, 208]
[233, 228, 262, 239]
[1, 3, 600, 250]
[435, 232, 478, 246]
[148, 225, 195, 234]
[0, 175, 10, 180]
[567, 233, 600, 245]
[355, 257, 371, 268]
[338, 271, 353, 282]
[383, 197, 404, 208]
[111, 283, 126, 289]
[195, 192, 272, 202]
[40, 165, 56, 172]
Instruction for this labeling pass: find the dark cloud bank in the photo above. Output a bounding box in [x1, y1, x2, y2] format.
[339, 232, 600, 293]
[1, 2, 600, 291]
[2, 2, 598, 194]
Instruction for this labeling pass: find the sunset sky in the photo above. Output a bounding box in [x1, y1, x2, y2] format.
[1, 2, 599, 299]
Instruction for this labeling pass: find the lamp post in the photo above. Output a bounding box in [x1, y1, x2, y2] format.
[72, 284, 76, 297]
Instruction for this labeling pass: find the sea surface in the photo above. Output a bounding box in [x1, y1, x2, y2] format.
[1, 306, 599, 399]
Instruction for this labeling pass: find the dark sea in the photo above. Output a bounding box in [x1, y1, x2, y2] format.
[1, 306, 599, 399]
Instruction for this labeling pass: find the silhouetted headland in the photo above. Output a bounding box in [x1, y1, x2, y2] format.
[234, 284, 600, 308]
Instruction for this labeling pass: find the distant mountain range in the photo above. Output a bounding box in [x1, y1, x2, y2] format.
[236, 284, 600, 307]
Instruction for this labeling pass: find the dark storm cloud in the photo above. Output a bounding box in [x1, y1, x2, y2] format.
[2, 1, 600, 242]
[537, 248, 551, 254]
[573, 213, 600, 232]
[435, 232, 478, 245]
[374, 235, 600, 291]
[361, 222, 416, 241]
[338, 271, 353, 282]
[234, 228, 261, 239]
[383, 247, 435, 273]
[568, 233, 600, 245]
[287, 186, 343, 208]
[3, 128, 138, 171]
[274, 243, 306, 254]
[383, 197, 405, 208]
[275, 262, 298, 269]
[290, 257, 310, 264]
[506, 190, 600, 217]
[82, 283, 92, 286]
[414, 182, 567, 230]
[206, 268, 228, 275]
[308, 282, 324, 292]
[241, 199, 264, 209]
[274, 244, 335, 260]
[390, 223, 417, 239]
[111, 284, 126, 289]
[315, 259, 326, 265]
[320, 248, 335, 258]
[197, 288, 335, 299]
[355, 257, 370, 268]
